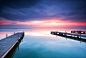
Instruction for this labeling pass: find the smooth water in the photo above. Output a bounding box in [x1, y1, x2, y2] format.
[0, 28, 86, 58]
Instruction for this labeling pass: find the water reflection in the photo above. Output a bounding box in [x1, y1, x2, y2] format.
[0, 28, 86, 58]
[14, 33, 86, 58]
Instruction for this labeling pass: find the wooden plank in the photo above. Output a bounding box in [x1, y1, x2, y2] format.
[0, 32, 24, 58]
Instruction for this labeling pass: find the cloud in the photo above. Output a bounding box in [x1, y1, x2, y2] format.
[0, 0, 86, 22]
[0, 0, 40, 9]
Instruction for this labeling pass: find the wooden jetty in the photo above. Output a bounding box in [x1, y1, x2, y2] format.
[0, 32, 24, 58]
[51, 31, 86, 39]
[5, 38, 22, 58]
[71, 31, 86, 34]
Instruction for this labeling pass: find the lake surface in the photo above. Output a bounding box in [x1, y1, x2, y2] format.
[0, 28, 86, 58]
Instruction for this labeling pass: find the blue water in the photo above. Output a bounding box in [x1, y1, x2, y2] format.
[0, 28, 86, 58]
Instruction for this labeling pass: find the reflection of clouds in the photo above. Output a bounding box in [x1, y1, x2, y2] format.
[14, 28, 86, 58]
[25, 29, 52, 36]
[0, 28, 86, 39]
[25, 32, 52, 36]
[20, 36, 86, 57]
[25, 29, 73, 36]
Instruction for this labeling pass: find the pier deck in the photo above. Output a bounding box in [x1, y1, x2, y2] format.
[71, 31, 86, 34]
[51, 31, 86, 39]
[0, 32, 24, 58]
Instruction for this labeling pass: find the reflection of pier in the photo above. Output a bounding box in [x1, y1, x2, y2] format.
[51, 31, 86, 40]
[0, 32, 24, 58]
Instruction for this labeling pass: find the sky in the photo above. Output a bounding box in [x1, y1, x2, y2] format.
[0, 0, 86, 28]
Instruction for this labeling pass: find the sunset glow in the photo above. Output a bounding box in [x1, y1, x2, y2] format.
[0, 19, 86, 28]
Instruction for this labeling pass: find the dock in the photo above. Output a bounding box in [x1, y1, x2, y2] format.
[71, 31, 86, 34]
[0, 32, 24, 58]
[51, 31, 86, 39]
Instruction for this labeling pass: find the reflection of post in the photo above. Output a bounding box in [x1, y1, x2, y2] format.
[18, 45, 19, 51]
[66, 38, 67, 40]
[80, 41, 81, 43]
[65, 31, 67, 40]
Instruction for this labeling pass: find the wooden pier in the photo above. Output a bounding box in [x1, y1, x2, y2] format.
[51, 31, 86, 40]
[71, 31, 86, 34]
[0, 32, 24, 58]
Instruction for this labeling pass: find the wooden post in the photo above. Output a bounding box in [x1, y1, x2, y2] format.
[14, 32, 15, 34]
[80, 30, 81, 38]
[18, 35, 19, 39]
[65, 31, 67, 36]
[6, 34, 8, 38]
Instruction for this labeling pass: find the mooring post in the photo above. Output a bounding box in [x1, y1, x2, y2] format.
[6, 34, 8, 38]
[80, 30, 81, 38]
[23, 31, 24, 34]
[18, 35, 19, 40]
[65, 31, 67, 36]
[14, 32, 15, 34]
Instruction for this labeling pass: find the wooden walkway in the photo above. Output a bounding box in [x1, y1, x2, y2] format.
[51, 31, 86, 39]
[71, 31, 86, 34]
[0, 32, 24, 58]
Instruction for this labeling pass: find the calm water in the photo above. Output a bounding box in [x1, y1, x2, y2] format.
[0, 28, 86, 58]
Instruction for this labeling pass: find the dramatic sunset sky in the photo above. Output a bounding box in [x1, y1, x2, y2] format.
[0, 0, 86, 28]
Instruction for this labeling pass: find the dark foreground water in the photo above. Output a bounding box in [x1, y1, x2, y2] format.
[0, 28, 86, 58]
